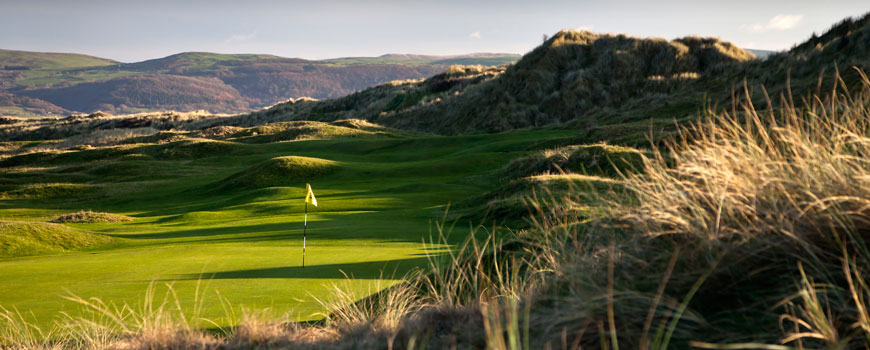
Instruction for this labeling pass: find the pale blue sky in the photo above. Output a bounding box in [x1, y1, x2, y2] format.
[1, 0, 867, 62]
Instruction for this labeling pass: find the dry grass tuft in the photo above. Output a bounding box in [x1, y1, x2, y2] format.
[50, 210, 133, 224]
[617, 70, 870, 245]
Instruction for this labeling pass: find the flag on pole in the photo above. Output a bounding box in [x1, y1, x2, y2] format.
[305, 183, 317, 207]
[302, 183, 316, 268]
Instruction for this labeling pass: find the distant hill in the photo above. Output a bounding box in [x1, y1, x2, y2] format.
[745, 48, 777, 58]
[0, 50, 120, 116]
[0, 51, 520, 116]
[0, 49, 117, 70]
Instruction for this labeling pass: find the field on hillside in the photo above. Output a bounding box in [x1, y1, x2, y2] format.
[0, 127, 578, 329]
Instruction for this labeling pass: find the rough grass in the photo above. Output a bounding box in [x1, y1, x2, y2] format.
[0, 115, 396, 160]
[502, 143, 646, 180]
[50, 210, 133, 224]
[1, 183, 92, 199]
[216, 156, 339, 190]
[144, 139, 246, 160]
[229, 120, 386, 144]
[583, 71, 870, 348]
[453, 173, 619, 227]
[0, 221, 113, 258]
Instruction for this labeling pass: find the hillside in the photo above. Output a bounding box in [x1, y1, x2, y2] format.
[209, 18, 869, 139]
[0, 51, 520, 116]
[5, 13, 869, 146]
[0, 49, 117, 71]
[150, 33, 761, 139]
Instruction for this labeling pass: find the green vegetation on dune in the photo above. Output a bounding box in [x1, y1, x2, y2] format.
[50, 210, 133, 223]
[501, 143, 646, 179]
[231, 120, 391, 143]
[144, 139, 247, 160]
[1, 183, 93, 199]
[430, 56, 522, 66]
[217, 156, 339, 190]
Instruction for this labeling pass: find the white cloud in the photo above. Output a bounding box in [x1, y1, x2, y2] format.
[768, 15, 803, 30]
[224, 31, 258, 43]
[742, 14, 803, 33]
[468, 31, 481, 39]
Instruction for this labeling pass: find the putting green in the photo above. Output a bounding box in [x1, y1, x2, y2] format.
[0, 129, 577, 328]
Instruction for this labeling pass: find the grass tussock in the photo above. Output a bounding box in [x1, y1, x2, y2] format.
[616, 77, 870, 245]
[585, 69, 870, 347]
[145, 139, 244, 160]
[0, 221, 113, 258]
[1, 183, 92, 199]
[502, 143, 645, 180]
[50, 210, 133, 224]
[217, 156, 339, 190]
[0, 116, 399, 170]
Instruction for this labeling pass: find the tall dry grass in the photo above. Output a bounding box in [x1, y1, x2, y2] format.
[618, 71, 870, 246]
[601, 68, 870, 348]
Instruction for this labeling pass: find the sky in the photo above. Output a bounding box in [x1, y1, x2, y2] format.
[0, 0, 867, 63]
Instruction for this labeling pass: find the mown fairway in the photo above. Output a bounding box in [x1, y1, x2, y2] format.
[0, 129, 576, 328]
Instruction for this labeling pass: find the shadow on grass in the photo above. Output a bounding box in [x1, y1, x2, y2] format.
[109, 210, 468, 245]
[171, 256, 435, 281]
[114, 222, 293, 240]
[109, 223, 422, 244]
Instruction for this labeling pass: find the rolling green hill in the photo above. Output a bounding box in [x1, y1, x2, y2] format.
[0, 49, 117, 70]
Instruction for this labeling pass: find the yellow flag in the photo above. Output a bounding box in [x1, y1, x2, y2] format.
[305, 183, 317, 207]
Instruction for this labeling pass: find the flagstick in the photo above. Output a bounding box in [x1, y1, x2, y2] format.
[303, 201, 307, 268]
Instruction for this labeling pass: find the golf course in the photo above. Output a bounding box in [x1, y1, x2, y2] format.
[0, 127, 577, 328]
[3, 6, 870, 347]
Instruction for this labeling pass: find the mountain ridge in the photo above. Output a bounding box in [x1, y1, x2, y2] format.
[0, 50, 521, 116]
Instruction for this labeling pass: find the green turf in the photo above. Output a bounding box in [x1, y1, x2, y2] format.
[0, 128, 578, 328]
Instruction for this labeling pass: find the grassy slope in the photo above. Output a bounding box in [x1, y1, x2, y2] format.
[0, 50, 119, 116]
[0, 49, 117, 70]
[0, 128, 576, 328]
